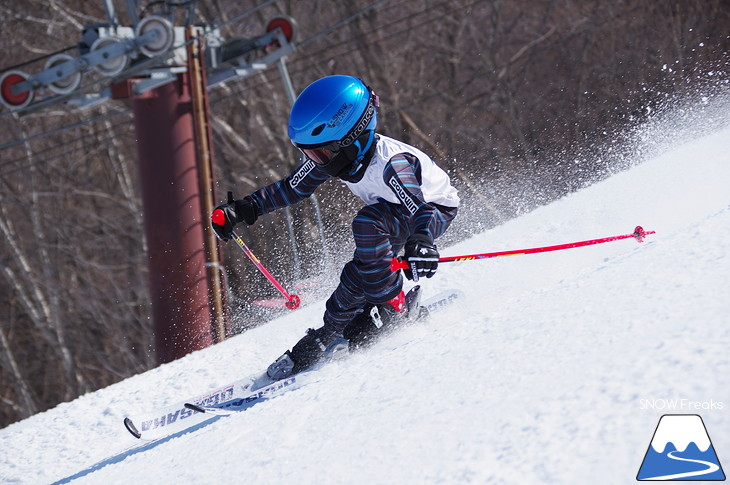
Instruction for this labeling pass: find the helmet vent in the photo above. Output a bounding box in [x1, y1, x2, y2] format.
[311, 124, 326, 136]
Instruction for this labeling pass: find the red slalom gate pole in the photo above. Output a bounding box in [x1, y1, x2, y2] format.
[391, 226, 655, 272]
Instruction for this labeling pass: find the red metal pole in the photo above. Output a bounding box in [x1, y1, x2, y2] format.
[131, 74, 215, 363]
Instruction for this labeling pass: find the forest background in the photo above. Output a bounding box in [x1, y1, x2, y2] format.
[0, 0, 728, 428]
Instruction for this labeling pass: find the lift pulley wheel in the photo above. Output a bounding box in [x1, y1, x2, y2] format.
[136, 16, 175, 57]
[91, 37, 130, 77]
[265, 16, 298, 46]
[44, 54, 82, 95]
[0, 70, 34, 110]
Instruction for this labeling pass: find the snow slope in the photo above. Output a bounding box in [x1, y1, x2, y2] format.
[1, 121, 730, 485]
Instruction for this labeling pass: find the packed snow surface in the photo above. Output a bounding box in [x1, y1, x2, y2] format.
[1, 122, 729, 484]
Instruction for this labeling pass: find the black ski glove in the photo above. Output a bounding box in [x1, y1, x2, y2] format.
[210, 194, 259, 241]
[403, 234, 439, 282]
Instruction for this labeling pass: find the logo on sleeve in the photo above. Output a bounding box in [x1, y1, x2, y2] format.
[388, 176, 418, 214]
[290, 159, 316, 188]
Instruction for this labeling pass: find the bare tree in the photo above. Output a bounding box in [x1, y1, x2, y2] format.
[0, 0, 728, 428]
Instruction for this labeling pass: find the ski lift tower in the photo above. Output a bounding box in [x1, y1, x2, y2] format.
[1, 1, 299, 364]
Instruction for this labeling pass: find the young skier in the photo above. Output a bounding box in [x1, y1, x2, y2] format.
[211, 75, 459, 381]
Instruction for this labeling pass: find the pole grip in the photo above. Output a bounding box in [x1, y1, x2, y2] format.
[390, 257, 408, 272]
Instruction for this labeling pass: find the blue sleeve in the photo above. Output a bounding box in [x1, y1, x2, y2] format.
[248, 159, 330, 215]
[382, 152, 441, 240]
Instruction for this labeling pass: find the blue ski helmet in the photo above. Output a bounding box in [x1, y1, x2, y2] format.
[288, 75, 379, 181]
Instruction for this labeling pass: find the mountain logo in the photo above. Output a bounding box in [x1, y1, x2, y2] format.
[637, 414, 725, 481]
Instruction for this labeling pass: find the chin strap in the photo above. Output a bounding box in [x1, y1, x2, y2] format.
[339, 132, 378, 182]
[354, 130, 376, 163]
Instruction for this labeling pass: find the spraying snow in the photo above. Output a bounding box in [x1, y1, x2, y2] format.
[1, 110, 729, 484]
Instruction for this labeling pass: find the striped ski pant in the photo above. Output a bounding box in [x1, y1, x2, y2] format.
[323, 201, 457, 334]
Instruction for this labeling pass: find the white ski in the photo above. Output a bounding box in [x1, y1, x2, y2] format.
[123, 287, 463, 440]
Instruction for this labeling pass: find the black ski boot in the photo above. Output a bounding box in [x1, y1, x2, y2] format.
[265, 327, 348, 381]
[344, 285, 424, 349]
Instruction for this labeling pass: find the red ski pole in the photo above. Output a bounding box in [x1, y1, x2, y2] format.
[229, 230, 301, 310]
[391, 226, 655, 272]
[212, 205, 300, 310]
